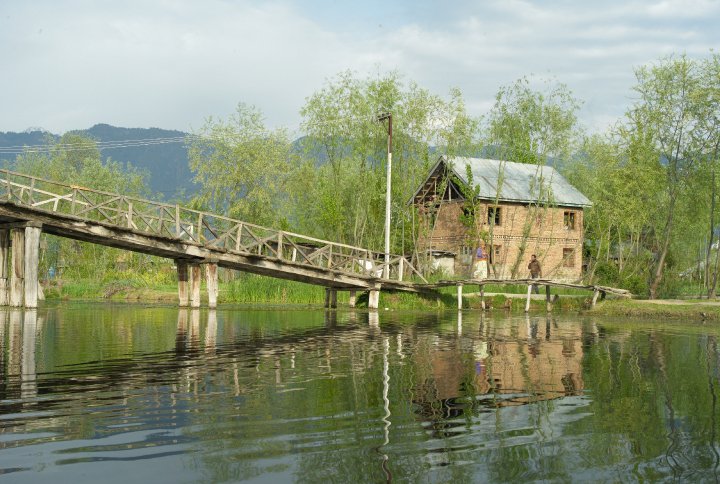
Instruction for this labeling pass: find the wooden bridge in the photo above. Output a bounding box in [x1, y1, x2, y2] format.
[0, 169, 429, 309]
[0, 170, 633, 311]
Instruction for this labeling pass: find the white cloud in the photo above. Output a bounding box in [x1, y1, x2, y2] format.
[0, 0, 716, 135]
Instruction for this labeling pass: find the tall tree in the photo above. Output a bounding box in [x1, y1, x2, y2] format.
[628, 55, 707, 298]
[297, 71, 479, 252]
[187, 103, 294, 228]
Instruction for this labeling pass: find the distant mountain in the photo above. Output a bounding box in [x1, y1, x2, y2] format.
[0, 124, 196, 200]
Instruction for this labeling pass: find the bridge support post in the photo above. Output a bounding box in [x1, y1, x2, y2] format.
[10, 228, 24, 308]
[205, 262, 218, 309]
[368, 289, 379, 310]
[0, 229, 8, 306]
[457, 284, 463, 309]
[324, 288, 337, 309]
[24, 225, 41, 309]
[348, 290, 357, 308]
[545, 285, 552, 312]
[525, 284, 532, 313]
[177, 261, 189, 307]
[190, 264, 201, 308]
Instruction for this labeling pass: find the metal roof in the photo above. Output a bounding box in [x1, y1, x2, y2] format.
[444, 156, 591, 207]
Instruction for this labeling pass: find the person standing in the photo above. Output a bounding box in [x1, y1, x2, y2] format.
[473, 243, 488, 280]
[528, 254, 542, 294]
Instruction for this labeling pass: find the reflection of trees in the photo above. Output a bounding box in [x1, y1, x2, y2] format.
[7, 307, 720, 481]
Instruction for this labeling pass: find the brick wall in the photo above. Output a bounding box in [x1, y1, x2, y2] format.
[418, 200, 585, 281]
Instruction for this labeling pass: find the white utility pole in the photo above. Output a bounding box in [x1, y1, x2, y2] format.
[378, 113, 392, 279]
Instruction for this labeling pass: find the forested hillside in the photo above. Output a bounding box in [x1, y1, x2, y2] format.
[0, 124, 194, 199]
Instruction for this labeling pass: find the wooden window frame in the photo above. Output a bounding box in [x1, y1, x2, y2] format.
[564, 211, 576, 230]
[488, 206, 502, 226]
[562, 248, 575, 268]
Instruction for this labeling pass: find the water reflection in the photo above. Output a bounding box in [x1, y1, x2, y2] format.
[1, 306, 720, 481]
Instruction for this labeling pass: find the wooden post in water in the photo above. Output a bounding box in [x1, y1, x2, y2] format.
[329, 289, 337, 309]
[591, 288, 600, 307]
[9, 228, 24, 307]
[177, 261, 189, 307]
[368, 289, 380, 310]
[205, 262, 218, 309]
[0, 229, 9, 306]
[545, 285, 552, 312]
[457, 284, 463, 310]
[480, 284, 485, 311]
[190, 264, 201, 308]
[525, 284, 532, 313]
[349, 290, 357, 308]
[23, 224, 41, 309]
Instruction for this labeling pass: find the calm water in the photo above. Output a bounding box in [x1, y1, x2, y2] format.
[1, 304, 719, 483]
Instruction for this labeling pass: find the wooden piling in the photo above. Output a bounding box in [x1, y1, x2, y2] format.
[368, 289, 380, 310]
[525, 284, 532, 313]
[0, 229, 8, 306]
[190, 264, 201, 308]
[324, 288, 337, 309]
[23, 225, 41, 309]
[480, 285, 485, 311]
[349, 290, 357, 308]
[205, 262, 218, 309]
[545, 284, 552, 312]
[591, 288, 600, 307]
[9, 228, 24, 307]
[457, 284, 463, 310]
[177, 261, 189, 307]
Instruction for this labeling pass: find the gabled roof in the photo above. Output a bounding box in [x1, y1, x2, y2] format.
[414, 155, 591, 208]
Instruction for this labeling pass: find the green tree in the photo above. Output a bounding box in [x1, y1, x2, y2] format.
[297, 71, 480, 253]
[628, 55, 708, 298]
[187, 103, 294, 228]
[486, 76, 582, 165]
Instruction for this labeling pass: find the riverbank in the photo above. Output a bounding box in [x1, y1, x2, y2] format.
[587, 299, 720, 322]
[42, 278, 589, 311]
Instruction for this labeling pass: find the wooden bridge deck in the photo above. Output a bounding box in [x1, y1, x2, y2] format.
[0, 169, 429, 295]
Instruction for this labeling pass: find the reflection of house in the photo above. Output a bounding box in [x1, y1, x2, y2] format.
[415, 320, 584, 408]
[412, 156, 591, 281]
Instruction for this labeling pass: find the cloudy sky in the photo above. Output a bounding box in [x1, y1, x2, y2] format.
[1, 0, 717, 136]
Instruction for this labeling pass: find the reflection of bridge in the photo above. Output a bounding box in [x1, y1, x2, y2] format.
[0, 170, 429, 309]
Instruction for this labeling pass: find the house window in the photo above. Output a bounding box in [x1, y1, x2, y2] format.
[563, 248, 575, 267]
[564, 211, 576, 230]
[488, 206, 502, 226]
[489, 244, 502, 264]
[460, 246, 473, 256]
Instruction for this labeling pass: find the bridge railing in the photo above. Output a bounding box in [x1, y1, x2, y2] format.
[0, 170, 427, 283]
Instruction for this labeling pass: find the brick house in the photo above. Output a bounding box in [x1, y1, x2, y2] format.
[412, 156, 591, 281]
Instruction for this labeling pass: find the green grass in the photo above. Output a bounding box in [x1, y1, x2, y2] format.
[588, 299, 720, 322]
[42, 274, 597, 313]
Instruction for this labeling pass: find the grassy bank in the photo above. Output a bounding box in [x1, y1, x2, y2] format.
[44, 275, 592, 311]
[587, 299, 720, 322]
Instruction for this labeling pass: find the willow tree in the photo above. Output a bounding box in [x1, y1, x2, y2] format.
[187, 103, 294, 228]
[626, 55, 714, 298]
[296, 71, 479, 253]
[483, 77, 582, 277]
